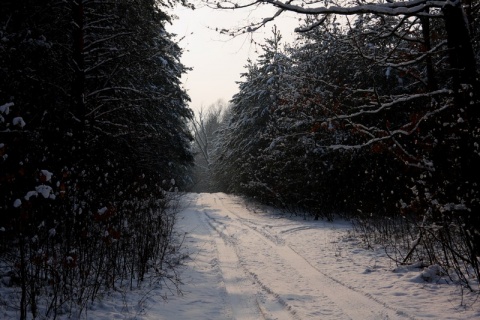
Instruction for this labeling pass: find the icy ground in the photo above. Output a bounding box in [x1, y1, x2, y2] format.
[7, 192, 479, 319]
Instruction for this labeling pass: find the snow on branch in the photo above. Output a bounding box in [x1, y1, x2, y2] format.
[213, 0, 446, 35]
[86, 86, 146, 98]
[84, 32, 134, 51]
[263, 0, 446, 17]
[325, 89, 450, 121]
[295, 15, 329, 33]
[322, 99, 451, 157]
[361, 40, 448, 68]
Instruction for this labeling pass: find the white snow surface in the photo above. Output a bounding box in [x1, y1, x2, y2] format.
[2, 193, 479, 319]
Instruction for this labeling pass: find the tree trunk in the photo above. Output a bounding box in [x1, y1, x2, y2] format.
[442, 0, 477, 93]
[442, 0, 480, 256]
[420, 11, 437, 90]
[72, 0, 86, 136]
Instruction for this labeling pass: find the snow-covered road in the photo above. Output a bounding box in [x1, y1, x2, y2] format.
[198, 193, 406, 319]
[78, 192, 477, 320]
[4, 193, 478, 319]
[149, 193, 479, 320]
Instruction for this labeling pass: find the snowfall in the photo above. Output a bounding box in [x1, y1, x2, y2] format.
[3, 193, 480, 319]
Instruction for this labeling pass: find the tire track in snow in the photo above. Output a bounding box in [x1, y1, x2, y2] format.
[210, 194, 417, 320]
[203, 207, 346, 319]
[205, 213, 301, 320]
[201, 207, 295, 320]
[279, 225, 317, 235]
[199, 211, 262, 320]
[238, 218, 417, 319]
[202, 196, 348, 319]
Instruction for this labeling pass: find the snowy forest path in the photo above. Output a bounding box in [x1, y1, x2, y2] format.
[189, 193, 415, 320]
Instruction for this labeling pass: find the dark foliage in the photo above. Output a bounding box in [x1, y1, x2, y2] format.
[0, 0, 192, 317]
[211, 2, 480, 291]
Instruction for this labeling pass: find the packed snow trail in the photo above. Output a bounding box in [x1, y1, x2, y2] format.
[2, 193, 478, 319]
[178, 193, 416, 320]
[78, 192, 478, 320]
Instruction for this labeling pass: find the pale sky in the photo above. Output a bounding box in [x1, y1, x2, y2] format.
[167, 4, 300, 113]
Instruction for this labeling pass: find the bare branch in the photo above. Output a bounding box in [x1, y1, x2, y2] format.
[325, 88, 450, 122]
[262, 0, 445, 17]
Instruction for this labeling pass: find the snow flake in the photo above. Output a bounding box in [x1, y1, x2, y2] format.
[385, 66, 391, 79]
[98, 207, 108, 215]
[158, 57, 168, 66]
[41, 170, 53, 182]
[12, 117, 26, 128]
[396, 76, 404, 87]
[35, 185, 52, 198]
[0, 102, 13, 114]
[410, 185, 418, 196]
[48, 228, 56, 237]
[25, 191, 38, 200]
[13, 199, 22, 208]
[439, 203, 467, 212]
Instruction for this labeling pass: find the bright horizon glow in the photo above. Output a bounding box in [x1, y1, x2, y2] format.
[168, 4, 300, 114]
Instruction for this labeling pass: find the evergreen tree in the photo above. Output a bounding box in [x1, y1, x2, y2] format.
[212, 27, 289, 198]
[0, 1, 193, 317]
[213, 0, 479, 290]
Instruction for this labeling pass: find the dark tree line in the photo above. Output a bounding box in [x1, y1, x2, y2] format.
[206, 0, 480, 291]
[0, 0, 193, 318]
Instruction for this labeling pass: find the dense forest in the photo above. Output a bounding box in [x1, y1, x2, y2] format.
[192, 0, 480, 292]
[0, 0, 193, 318]
[2, 0, 480, 317]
